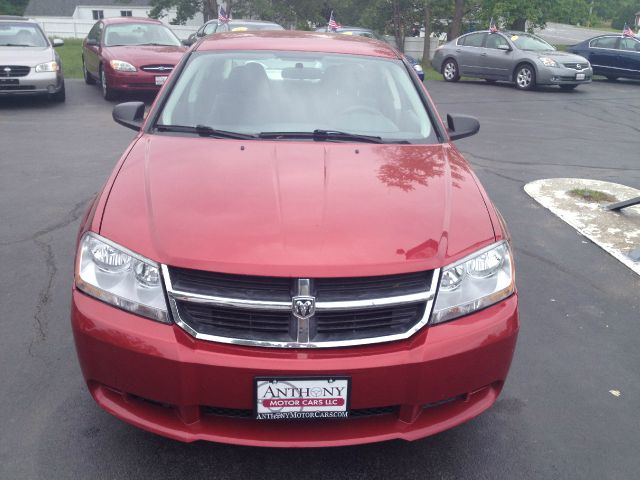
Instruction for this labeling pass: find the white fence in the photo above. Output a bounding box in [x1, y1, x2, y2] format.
[33, 18, 198, 40]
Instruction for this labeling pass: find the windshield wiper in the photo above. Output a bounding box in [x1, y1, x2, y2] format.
[155, 124, 257, 140]
[136, 42, 174, 46]
[258, 129, 386, 144]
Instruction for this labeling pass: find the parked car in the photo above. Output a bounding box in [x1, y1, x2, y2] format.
[82, 17, 186, 100]
[184, 19, 284, 46]
[0, 15, 65, 101]
[432, 30, 593, 90]
[568, 34, 640, 81]
[72, 31, 518, 447]
[316, 25, 425, 81]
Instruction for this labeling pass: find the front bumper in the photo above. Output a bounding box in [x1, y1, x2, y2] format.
[71, 289, 518, 447]
[106, 69, 169, 92]
[537, 66, 593, 85]
[0, 69, 63, 96]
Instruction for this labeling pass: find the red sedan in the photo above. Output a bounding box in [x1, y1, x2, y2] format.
[72, 31, 518, 447]
[82, 17, 186, 100]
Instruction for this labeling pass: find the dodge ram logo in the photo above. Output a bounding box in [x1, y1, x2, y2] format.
[292, 296, 315, 320]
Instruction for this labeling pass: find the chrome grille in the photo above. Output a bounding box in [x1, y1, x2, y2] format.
[163, 266, 439, 348]
[563, 63, 588, 70]
[140, 64, 174, 73]
[0, 65, 30, 77]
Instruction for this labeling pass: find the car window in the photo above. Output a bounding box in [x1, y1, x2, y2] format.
[486, 34, 509, 49]
[216, 22, 284, 33]
[104, 23, 181, 47]
[590, 37, 618, 49]
[0, 21, 48, 47]
[157, 51, 437, 144]
[459, 33, 486, 47]
[203, 22, 217, 35]
[619, 38, 640, 52]
[510, 33, 554, 51]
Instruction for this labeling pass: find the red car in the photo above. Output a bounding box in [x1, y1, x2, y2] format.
[82, 17, 186, 100]
[72, 31, 518, 447]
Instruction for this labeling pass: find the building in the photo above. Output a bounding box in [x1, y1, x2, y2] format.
[23, 0, 202, 39]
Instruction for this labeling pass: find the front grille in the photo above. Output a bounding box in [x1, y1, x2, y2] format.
[140, 64, 174, 73]
[165, 266, 438, 348]
[563, 63, 588, 70]
[0, 65, 30, 77]
[0, 85, 35, 91]
[201, 405, 399, 419]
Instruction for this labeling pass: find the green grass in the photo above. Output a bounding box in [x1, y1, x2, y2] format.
[55, 38, 83, 79]
[568, 188, 617, 203]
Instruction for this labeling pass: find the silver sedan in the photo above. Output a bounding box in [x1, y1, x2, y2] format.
[431, 30, 593, 91]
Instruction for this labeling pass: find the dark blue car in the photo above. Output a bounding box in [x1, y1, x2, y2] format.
[568, 35, 640, 81]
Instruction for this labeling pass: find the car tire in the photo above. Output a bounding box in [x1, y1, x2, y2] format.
[49, 82, 66, 102]
[605, 76, 618, 82]
[82, 57, 95, 85]
[442, 59, 460, 82]
[559, 84, 578, 91]
[100, 66, 116, 101]
[514, 64, 536, 90]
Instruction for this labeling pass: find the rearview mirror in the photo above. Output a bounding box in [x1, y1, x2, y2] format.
[113, 102, 146, 131]
[497, 44, 511, 51]
[447, 114, 480, 141]
[52, 38, 64, 47]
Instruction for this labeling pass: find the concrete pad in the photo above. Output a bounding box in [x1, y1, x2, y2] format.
[525, 178, 640, 275]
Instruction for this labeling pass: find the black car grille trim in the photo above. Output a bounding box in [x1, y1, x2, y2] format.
[563, 63, 589, 70]
[163, 265, 439, 349]
[201, 405, 399, 419]
[0, 65, 30, 77]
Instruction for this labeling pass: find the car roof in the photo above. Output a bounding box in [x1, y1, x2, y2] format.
[0, 15, 34, 22]
[195, 30, 399, 58]
[101, 17, 163, 26]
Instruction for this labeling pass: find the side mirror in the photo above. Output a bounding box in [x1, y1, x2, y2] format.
[447, 114, 480, 141]
[497, 44, 511, 51]
[86, 38, 99, 47]
[182, 39, 192, 46]
[52, 38, 64, 47]
[113, 101, 146, 131]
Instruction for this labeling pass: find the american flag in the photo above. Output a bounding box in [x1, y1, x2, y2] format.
[622, 23, 635, 37]
[489, 18, 498, 33]
[328, 11, 339, 32]
[218, 6, 230, 24]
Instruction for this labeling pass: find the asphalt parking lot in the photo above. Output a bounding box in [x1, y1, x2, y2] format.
[1, 78, 639, 479]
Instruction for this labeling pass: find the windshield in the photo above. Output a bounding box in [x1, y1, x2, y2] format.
[510, 33, 555, 51]
[0, 22, 48, 47]
[104, 23, 181, 47]
[219, 22, 284, 32]
[157, 51, 436, 143]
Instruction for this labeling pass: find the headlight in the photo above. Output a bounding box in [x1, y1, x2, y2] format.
[432, 241, 515, 324]
[75, 232, 169, 323]
[110, 60, 137, 72]
[539, 57, 559, 68]
[35, 61, 59, 73]
[413, 64, 423, 72]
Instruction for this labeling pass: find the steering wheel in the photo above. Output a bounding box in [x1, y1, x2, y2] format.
[337, 105, 381, 117]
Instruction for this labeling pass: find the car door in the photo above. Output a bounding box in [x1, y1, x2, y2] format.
[482, 33, 513, 80]
[587, 36, 619, 76]
[617, 37, 640, 78]
[456, 32, 487, 77]
[84, 21, 103, 77]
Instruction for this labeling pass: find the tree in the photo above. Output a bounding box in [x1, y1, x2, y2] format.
[0, 0, 29, 15]
[149, 0, 217, 23]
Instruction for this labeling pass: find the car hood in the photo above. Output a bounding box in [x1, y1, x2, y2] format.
[100, 136, 496, 277]
[531, 50, 588, 63]
[103, 45, 186, 66]
[0, 46, 53, 66]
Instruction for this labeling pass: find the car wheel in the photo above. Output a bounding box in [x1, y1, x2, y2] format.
[559, 84, 578, 91]
[82, 57, 95, 85]
[514, 64, 535, 90]
[100, 66, 116, 101]
[605, 76, 618, 82]
[442, 59, 460, 82]
[49, 82, 66, 102]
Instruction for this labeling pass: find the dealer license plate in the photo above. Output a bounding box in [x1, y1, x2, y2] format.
[255, 377, 350, 420]
[155, 75, 168, 86]
[576, 73, 585, 80]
